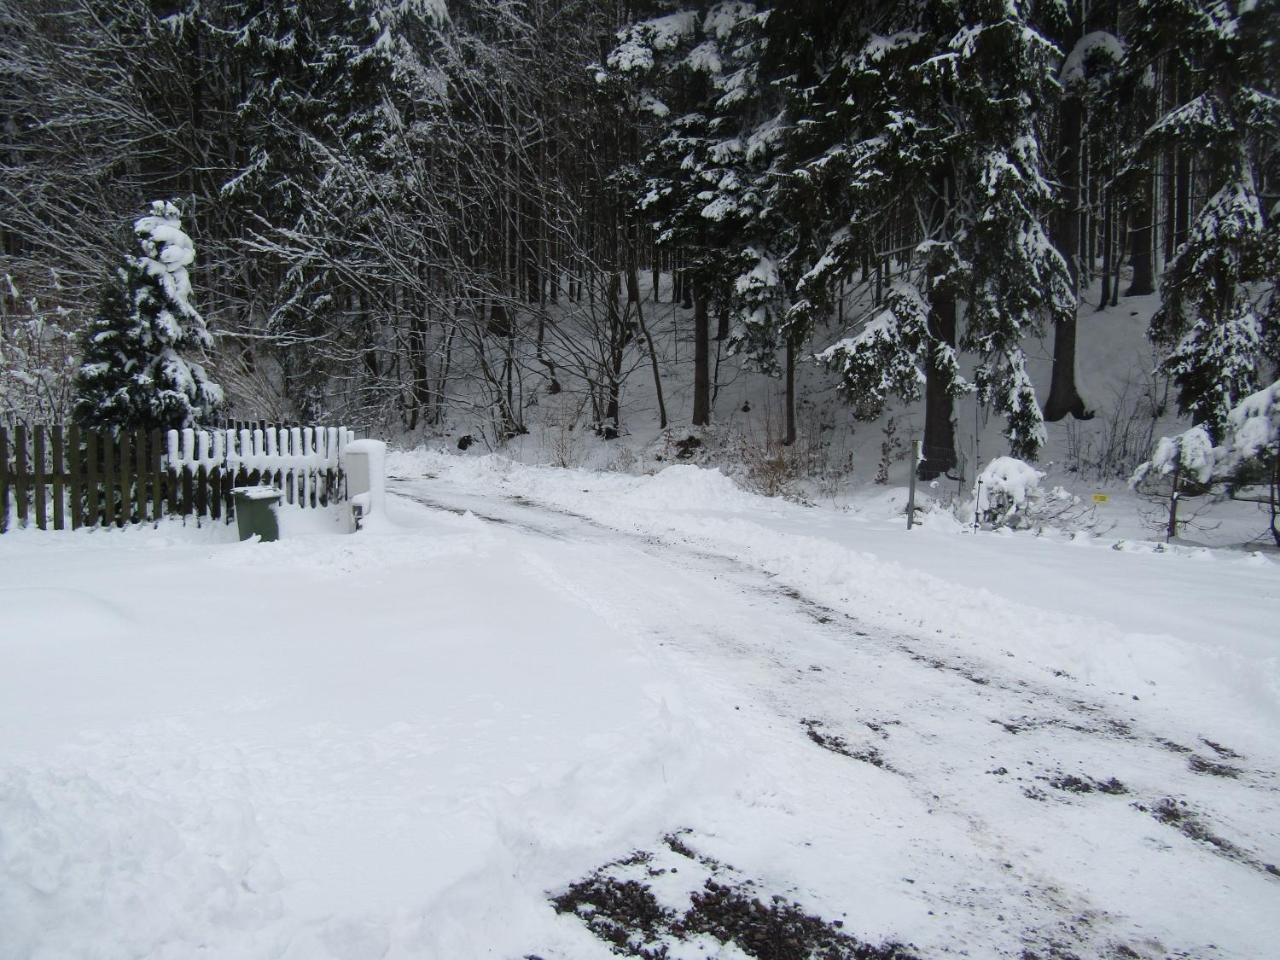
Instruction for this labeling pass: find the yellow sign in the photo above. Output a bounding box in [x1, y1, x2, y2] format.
[1092, 493, 1109, 503]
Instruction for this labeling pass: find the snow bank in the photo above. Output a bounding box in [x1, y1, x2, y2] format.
[613, 464, 760, 511]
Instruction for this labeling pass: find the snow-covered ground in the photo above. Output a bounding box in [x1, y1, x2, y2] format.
[2, 454, 1278, 959]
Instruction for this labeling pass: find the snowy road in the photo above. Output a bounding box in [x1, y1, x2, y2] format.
[2, 461, 1277, 959]
[389, 472, 1280, 959]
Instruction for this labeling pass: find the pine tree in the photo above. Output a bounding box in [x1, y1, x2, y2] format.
[73, 201, 223, 433]
[807, 1, 1073, 465]
[1134, 0, 1280, 441]
[604, 3, 783, 428]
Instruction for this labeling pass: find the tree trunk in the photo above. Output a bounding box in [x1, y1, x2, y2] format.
[651, 243, 660, 302]
[628, 263, 667, 429]
[783, 339, 796, 446]
[918, 291, 958, 480]
[1173, 66, 1191, 252]
[603, 272, 625, 439]
[1162, 57, 1178, 265]
[1098, 187, 1113, 309]
[716, 303, 730, 341]
[1045, 91, 1088, 422]
[692, 289, 710, 426]
[1127, 169, 1155, 295]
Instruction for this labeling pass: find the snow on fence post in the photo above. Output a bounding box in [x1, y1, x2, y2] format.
[164, 424, 355, 522]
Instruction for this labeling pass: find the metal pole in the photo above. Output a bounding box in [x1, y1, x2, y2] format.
[907, 439, 922, 530]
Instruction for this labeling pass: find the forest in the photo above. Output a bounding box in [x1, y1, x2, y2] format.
[1, 0, 1277, 484]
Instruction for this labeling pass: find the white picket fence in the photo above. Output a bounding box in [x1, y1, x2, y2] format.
[165, 425, 356, 510]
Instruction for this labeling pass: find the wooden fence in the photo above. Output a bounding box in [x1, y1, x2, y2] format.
[0, 424, 354, 533]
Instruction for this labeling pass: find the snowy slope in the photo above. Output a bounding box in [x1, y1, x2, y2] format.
[435, 277, 1279, 550]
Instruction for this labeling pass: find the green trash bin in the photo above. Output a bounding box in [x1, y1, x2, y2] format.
[233, 486, 282, 542]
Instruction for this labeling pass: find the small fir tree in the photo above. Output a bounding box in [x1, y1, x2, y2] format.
[73, 201, 223, 432]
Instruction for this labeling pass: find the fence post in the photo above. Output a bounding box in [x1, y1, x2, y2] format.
[119, 432, 133, 525]
[181, 460, 193, 517]
[195, 462, 208, 522]
[34, 425, 47, 530]
[133, 430, 147, 522]
[85, 432, 99, 528]
[52, 426, 65, 530]
[68, 425, 81, 530]
[14, 425, 28, 528]
[104, 433, 118, 527]
[0, 426, 9, 533]
[150, 429, 163, 524]
[1167, 460, 1181, 543]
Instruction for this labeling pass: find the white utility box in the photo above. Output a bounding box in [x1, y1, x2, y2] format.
[342, 439, 387, 531]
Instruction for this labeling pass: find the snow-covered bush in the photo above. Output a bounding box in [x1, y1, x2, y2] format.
[971, 456, 1083, 531]
[974, 457, 1044, 527]
[1222, 379, 1280, 546]
[1135, 380, 1280, 492]
[1221, 379, 1280, 471]
[1132, 383, 1280, 544]
[1130, 425, 1217, 491]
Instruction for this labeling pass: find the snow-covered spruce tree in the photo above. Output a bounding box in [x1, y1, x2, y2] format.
[808, 1, 1073, 469]
[1133, 0, 1280, 441]
[604, 3, 785, 430]
[73, 201, 223, 433]
[728, 2, 859, 447]
[796, 7, 969, 478]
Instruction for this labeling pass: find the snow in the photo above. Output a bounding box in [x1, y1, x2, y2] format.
[684, 40, 721, 74]
[1060, 30, 1125, 86]
[232, 485, 284, 501]
[2, 453, 1277, 959]
[733, 250, 778, 295]
[166, 426, 354, 474]
[1226, 378, 1280, 461]
[703, 2, 756, 40]
[608, 11, 697, 73]
[132, 201, 200, 325]
[1139, 426, 1218, 487]
[974, 455, 1044, 517]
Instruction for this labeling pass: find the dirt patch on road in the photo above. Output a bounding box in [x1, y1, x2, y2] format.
[548, 836, 920, 959]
